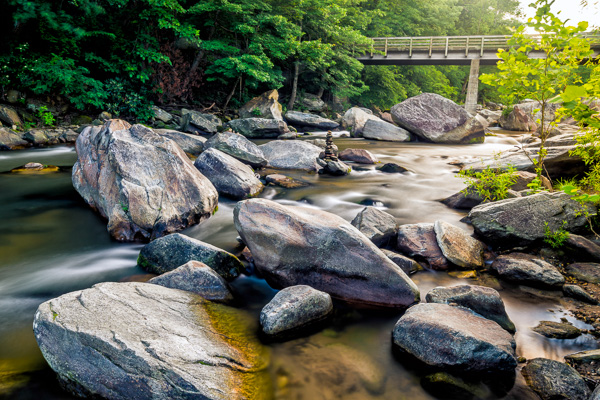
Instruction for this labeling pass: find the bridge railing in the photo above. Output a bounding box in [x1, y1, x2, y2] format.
[360, 34, 600, 58]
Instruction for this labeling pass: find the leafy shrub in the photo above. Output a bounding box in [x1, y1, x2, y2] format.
[458, 164, 518, 202]
[37, 106, 55, 126]
[544, 221, 569, 248]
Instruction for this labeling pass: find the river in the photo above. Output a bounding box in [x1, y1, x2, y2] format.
[0, 131, 596, 399]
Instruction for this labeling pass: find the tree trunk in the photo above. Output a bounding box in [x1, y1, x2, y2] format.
[181, 18, 217, 91]
[223, 76, 241, 110]
[287, 61, 300, 111]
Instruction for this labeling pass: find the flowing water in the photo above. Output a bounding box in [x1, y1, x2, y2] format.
[0, 132, 597, 399]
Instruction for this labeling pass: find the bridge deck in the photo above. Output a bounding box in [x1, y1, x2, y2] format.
[357, 34, 600, 66]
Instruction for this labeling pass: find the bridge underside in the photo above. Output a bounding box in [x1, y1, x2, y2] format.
[356, 50, 550, 66]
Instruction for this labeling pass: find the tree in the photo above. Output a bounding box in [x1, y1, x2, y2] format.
[480, 0, 593, 183]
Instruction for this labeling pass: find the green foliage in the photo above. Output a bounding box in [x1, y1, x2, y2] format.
[544, 221, 569, 248]
[458, 163, 518, 202]
[37, 106, 55, 126]
[480, 0, 593, 183]
[251, 107, 262, 116]
[526, 177, 545, 195]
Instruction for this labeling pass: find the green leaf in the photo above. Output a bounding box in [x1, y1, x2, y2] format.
[561, 85, 588, 103]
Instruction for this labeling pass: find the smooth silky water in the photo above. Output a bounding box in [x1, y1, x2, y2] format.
[0, 131, 596, 399]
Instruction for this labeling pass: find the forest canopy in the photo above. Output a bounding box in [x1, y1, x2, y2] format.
[0, 0, 522, 118]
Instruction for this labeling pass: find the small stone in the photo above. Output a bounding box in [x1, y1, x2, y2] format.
[339, 148, 378, 164]
[264, 174, 309, 189]
[351, 207, 398, 247]
[377, 163, 408, 173]
[381, 249, 422, 275]
[532, 320, 582, 339]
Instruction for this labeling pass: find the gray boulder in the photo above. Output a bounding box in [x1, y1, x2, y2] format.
[226, 118, 290, 138]
[362, 119, 411, 142]
[521, 358, 590, 400]
[284, 111, 339, 130]
[351, 206, 398, 247]
[33, 282, 269, 400]
[259, 140, 322, 171]
[319, 159, 351, 176]
[425, 285, 515, 333]
[72, 120, 218, 242]
[491, 253, 565, 288]
[234, 199, 420, 308]
[393, 303, 517, 374]
[564, 262, 600, 284]
[148, 260, 233, 303]
[239, 89, 283, 120]
[468, 192, 595, 246]
[152, 106, 173, 123]
[391, 93, 485, 144]
[339, 148, 378, 164]
[181, 109, 222, 134]
[204, 130, 267, 168]
[24, 129, 51, 146]
[341, 107, 382, 137]
[0, 127, 28, 150]
[381, 249, 422, 275]
[299, 93, 326, 112]
[194, 148, 263, 200]
[154, 129, 206, 156]
[137, 233, 243, 281]
[260, 285, 333, 336]
[478, 109, 502, 126]
[397, 223, 449, 270]
[434, 220, 485, 269]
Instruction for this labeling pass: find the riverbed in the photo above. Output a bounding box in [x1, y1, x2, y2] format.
[0, 131, 597, 399]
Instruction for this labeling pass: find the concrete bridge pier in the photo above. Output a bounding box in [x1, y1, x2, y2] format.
[465, 58, 480, 115]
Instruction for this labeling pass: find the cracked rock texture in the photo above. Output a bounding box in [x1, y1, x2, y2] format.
[72, 120, 218, 242]
[234, 198, 420, 308]
[33, 282, 271, 400]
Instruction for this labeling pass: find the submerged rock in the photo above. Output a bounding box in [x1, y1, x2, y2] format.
[351, 206, 398, 247]
[491, 253, 565, 288]
[204, 130, 267, 168]
[260, 285, 332, 336]
[234, 199, 420, 308]
[33, 282, 270, 400]
[397, 223, 449, 270]
[72, 120, 218, 241]
[521, 358, 590, 400]
[194, 148, 263, 200]
[148, 260, 233, 303]
[434, 220, 485, 269]
[377, 163, 408, 173]
[468, 192, 594, 246]
[391, 93, 485, 144]
[137, 233, 243, 281]
[264, 174, 309, 189]
[259, 140, 322, 171]
[227, 118, 290, 138]
[532, 320, 581, 339]
[425, 285, 515, 333]
[393, 303, 517, 374]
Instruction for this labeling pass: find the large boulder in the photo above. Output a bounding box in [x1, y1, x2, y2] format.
[341, 107, 382, 137]
[425, 285, 515, 332]
[0, 127, 28, 150]
[239, 89, 283, 120]
[148, 260, 233, 303]
[298, 93, 326, 112]
[0, 105, 22, 128]
[351, 206, 398, 247]
[491, 253, 565, 288]
[259, 140, 323, 171]
[397, 223, 449, 270]
[181, 109, 222, 134]
[499, 106, 538, 131]
[521, 358, 590, 400]
[392, 303, 517, 374]
[72, 120, 218, 242]
[468, 192, 595, 246]
[226, 118, 290, 138]
[434, 220, 485, 269]
[194, 148, 263, 200]
[361, 119, 411, 142]
[204, 131, 267, 168]
[390, 93, 485, 144]
[284, 111, 339, 130]
[137, 233, 243, 280]
[33, 282, 269, 400]
[338, 148, 378, 164]
[260, 285, 333, 336]
[154, 129, 206, 156]
[233, 199, 420, 308]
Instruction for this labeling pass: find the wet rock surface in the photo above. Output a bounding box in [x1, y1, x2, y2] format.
[234, 198, 420, 308]
[260, 285, 332, 336]
[33, 282, 270, 400]
[425, 285, 515, 333]
[521, 358, 590, 400]
[72, 120, 218, 241]
[338, 148, 378, 164]
[137, 233, 243, 281]
[264, 174, 309, 188]
[393, 303, 517, 374]
[532, 320, 581, 339]
[148, 260, 234, 303]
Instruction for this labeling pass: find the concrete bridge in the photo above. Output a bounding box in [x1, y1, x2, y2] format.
[356, 35, 600, 113]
